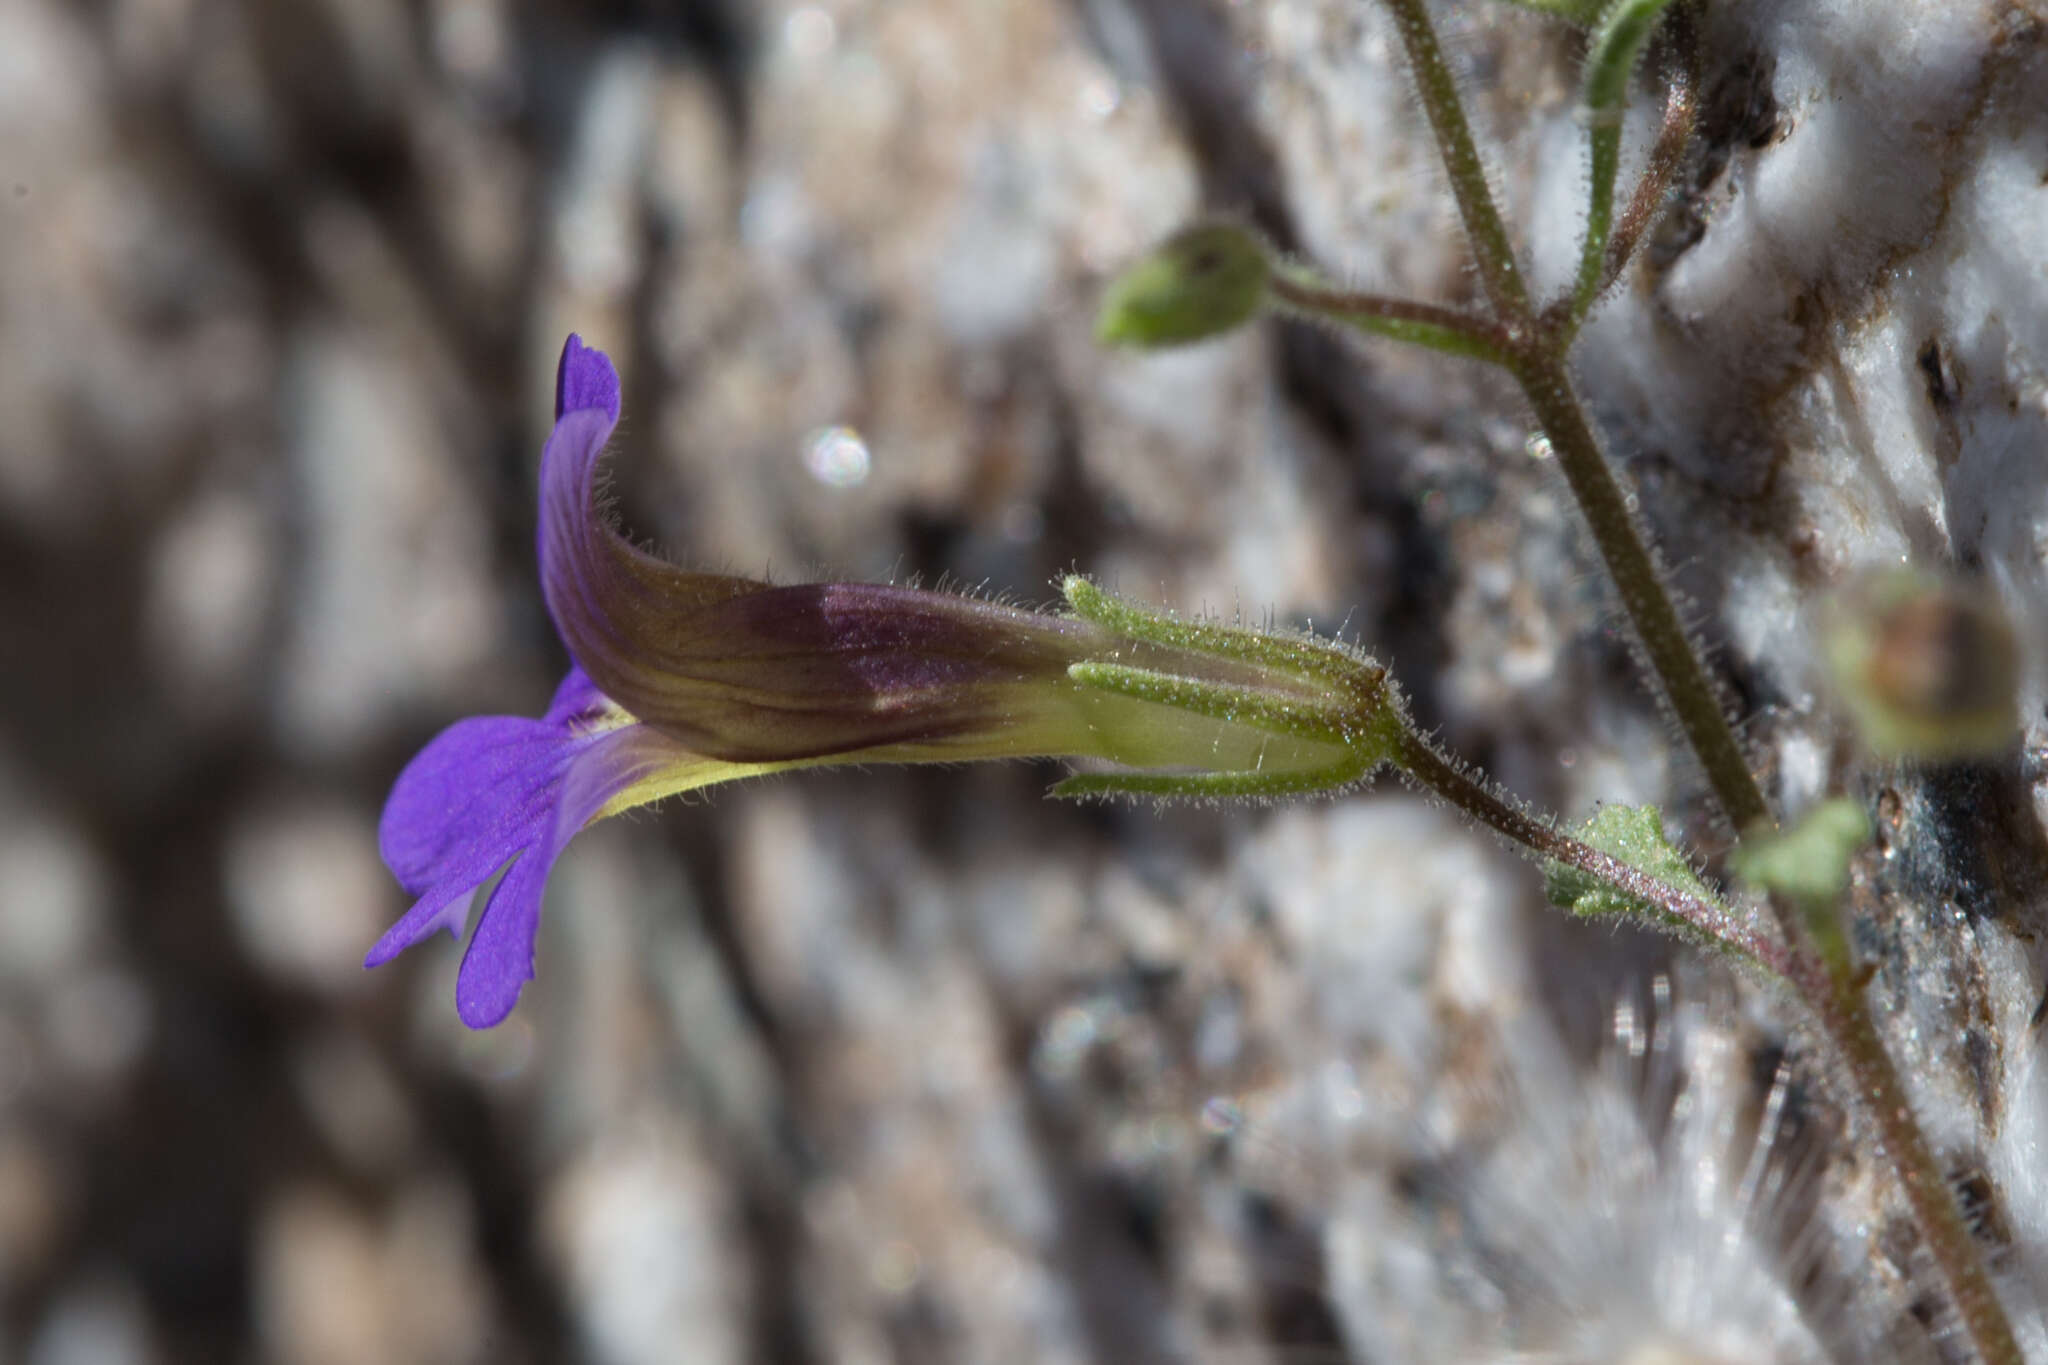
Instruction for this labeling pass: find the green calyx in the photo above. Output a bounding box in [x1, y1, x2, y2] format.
[1052, 577, 1406, 801]
[1096, 223, 1270, 349]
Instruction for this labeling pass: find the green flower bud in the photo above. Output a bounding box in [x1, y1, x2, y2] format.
[1095, 223, 1270, 349]
[1583, 0, 1681, 117]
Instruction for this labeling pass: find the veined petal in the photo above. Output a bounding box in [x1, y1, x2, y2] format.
[378, 712, 573, 896]
[452, 720, 689, 1027]
[597, 581, 1111, 761]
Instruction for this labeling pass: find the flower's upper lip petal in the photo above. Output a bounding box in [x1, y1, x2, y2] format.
[537, 405, 628, 675]
[555, 333, 621, 423]
[453, 722, 662, 1027]
[536, 343, 1096, 762]
[537, 400, 762, 682]
[377, 712, 579, 895]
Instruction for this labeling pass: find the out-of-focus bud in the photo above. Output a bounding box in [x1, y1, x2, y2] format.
[1095, 223, 1269, 348]
[1824, 569, 2021, 761]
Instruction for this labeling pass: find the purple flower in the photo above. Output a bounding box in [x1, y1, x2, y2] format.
[365, 340, 801, 1028]
[371, 335, 1371, 1027]
[368, 669, 695, 1026]
[367, 336, 1103, 1026]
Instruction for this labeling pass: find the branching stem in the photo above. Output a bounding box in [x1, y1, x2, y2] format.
[1378, 0, 1767, 831]
[1368, 3, 2023, 1359]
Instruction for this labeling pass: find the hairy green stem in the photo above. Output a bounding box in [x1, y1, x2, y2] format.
[1396, 728, 1793, 977]
[1572, 119, 1624, 318]
[1266, 267, 1509, 364]
[1512, 351, 1772, 833]
[1792, 934, 2025, 1365]
[1598, 6, 1699, 296]
[1381, 0, 1531, 317]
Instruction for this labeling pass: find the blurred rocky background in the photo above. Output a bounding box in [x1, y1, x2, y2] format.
[5, 0, 2048, 1361]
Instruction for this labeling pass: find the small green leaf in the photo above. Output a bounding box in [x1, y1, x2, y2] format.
[1730, 799, 1872, 909]
[1096, 223, 1270, 348]
[1544, 802, 1716, 920]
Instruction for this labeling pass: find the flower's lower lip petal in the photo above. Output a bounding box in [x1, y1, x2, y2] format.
[453, 725, 670, 1029]
[378, 714, 574, 894]
[454, 848, 553, 1029]
[365, 878, 486, 969]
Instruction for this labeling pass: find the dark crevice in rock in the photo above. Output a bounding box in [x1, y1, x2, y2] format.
[1239, 1190, 1359, 1363]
